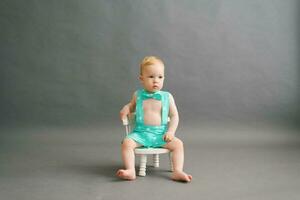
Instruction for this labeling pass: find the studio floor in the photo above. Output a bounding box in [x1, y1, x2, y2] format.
[1, 121, 300, 200]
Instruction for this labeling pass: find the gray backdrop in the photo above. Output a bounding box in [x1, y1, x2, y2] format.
[1, 2, 300, 199]
[1, 0, 299, 127]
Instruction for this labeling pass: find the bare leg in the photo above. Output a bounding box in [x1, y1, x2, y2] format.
[164, 137, 192, 182]
[116, 138, 140, 180]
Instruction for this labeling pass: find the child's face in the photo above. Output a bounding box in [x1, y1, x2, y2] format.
[139, 62, 165, 93]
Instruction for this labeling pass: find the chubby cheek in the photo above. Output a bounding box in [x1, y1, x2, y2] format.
[145, 82, 153, 88]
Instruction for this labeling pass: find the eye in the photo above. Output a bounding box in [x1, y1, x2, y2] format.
[159, 76, 163, 79]
[149, 75, 154, 78]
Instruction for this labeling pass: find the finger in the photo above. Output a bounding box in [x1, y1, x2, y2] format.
[166, 136, 170, 142]
[165, 136, 170, 142]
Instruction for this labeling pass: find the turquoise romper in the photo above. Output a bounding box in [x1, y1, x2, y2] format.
[126, 89, 170, 148]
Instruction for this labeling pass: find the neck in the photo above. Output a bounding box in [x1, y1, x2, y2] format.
[143, 89, 159, 93]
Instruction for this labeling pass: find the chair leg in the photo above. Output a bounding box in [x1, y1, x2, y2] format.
[153, 154, 159, 168]
[139, 154, 147, 176]
[169, 152, 174, 172]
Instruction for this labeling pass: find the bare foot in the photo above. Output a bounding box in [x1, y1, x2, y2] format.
[116, 169, 136, 180]
[171, 171, 192, 182]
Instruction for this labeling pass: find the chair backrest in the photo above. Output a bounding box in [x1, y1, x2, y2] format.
[122, 113, 170, 136]
[122, 113, 136, 135]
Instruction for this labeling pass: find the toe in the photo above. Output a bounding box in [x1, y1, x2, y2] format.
[116, 169, 124, 177]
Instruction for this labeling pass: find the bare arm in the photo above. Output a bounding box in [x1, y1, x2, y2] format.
[164, 93, 179, 142]
[119, 91, 137, 120]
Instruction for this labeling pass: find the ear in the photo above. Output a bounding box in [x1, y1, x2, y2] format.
[139, 75, 143, 81]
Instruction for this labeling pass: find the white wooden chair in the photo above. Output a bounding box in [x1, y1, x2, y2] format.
[122, 113, 173, 176]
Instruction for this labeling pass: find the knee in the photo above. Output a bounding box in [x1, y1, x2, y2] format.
[175, 138, 184, 149]
[169, 137, 184, 151]
[122, 138, 136, 150]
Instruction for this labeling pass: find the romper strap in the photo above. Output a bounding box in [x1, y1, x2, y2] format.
[135, 90, 144, 125]
[135, 89, 169, 126]
[161, 91, 169, 125]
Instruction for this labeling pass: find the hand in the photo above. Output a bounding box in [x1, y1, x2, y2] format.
[163, 132, 174, 142]
[120, 105, 130, 121]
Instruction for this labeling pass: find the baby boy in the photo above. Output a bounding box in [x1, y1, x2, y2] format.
[117, 56, 192, 182]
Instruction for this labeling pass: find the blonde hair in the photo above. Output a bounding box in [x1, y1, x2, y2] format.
[140, 56, 164, 75]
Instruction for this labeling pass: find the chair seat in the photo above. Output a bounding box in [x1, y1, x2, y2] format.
[134, 147, 170, 155]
